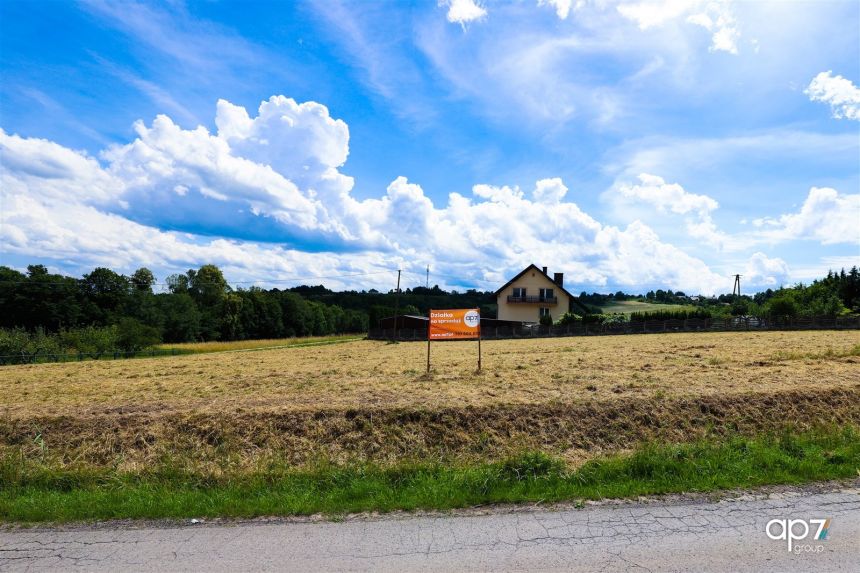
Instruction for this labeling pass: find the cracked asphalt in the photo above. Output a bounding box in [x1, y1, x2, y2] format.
[1, 483, 858, 572]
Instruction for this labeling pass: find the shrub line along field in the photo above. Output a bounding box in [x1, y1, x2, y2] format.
[1, 330, 858, 521]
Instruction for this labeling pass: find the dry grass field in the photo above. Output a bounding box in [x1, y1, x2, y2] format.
[156, 334, 362, 354]
[1, 330, 858, 471]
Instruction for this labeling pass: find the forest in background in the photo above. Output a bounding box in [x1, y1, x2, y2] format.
[0, 264, 857, 355]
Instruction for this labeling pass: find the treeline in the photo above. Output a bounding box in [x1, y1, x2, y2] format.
[0, 264, 497, 346]
[576, 267, 859, 319]
[2, 263, 856, 346]
[739, 268, 860, 318]
[578, 288, 691, 307]
[288, 284, 496, 323]
[0, 265, 368, 344]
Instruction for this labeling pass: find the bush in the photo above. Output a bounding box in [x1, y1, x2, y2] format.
[0, 328, 31, 358]
[0, 323, 159, 360]
[582, 314, 607, 324]
[766, 296, 798, 317]
[115, 318, 161, 351]
[730, 299, 750, 316]
[601, 313, 628, 324]
[629, 309, 711, 322]
[0, 328, 62, 362]
[57, 325, 117, 355]
[557, 312, 582, 325]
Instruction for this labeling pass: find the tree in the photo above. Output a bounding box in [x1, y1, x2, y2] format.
[730, 298, 750, 316]
[115, 317, 161, 351]
[81, 267, 130, 322]
[130, 268, 156, 292]
[189, 264, 229, 306]
[157, 293, 201, 342]
[279, 291, 313, 337]
[0, 266, 28, 329]
[188, 265, 229, 340]
[166, 273, 189, 294]
[220, 293, 244, 340]
[7, 266, 84, 330]
[767, 296, 798, 317]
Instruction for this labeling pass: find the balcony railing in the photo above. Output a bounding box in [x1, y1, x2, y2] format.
[507, 295, 558, 305]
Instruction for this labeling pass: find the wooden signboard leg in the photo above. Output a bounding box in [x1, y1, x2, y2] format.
[427, 332, 431, 373]
[477, 332, 482, 372]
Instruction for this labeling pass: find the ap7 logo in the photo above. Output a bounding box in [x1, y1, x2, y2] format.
[766, 518, 831, 552]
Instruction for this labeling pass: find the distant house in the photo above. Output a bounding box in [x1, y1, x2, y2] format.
[495, 264, 581, 323]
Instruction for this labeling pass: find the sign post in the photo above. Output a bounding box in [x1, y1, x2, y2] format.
[428, 308, 481, 372]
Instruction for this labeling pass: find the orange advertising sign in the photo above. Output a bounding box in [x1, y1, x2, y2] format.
[429, 309, 481, 340]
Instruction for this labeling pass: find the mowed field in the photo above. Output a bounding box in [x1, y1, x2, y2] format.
[1, 330, 858, 471]
[156, 334, 363, 354]
[595, 300, 696, 314]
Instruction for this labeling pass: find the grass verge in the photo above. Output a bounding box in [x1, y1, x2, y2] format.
[2, 426, 858, 523]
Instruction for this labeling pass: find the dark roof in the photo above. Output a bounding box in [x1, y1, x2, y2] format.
[494, 264, 576, 299]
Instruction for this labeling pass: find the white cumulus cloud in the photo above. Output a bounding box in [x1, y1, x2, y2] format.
[611, 173, 737, 250]
[615, 173, 718, 217]
[805, 71, 860, 121]
[538, 0, 576, 20]
[755, 187, 860, 246]
[443, 0, 487, 26]
[617, 0, 740, 54]
[743, 252, 790, 289]
[4, 95, 825, 295]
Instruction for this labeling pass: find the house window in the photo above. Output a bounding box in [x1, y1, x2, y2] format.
[539, 288, 554, 300]
[512, 287, 526, 298]
[539, 307, 551, 317]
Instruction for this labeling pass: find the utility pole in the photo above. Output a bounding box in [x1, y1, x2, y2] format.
[732, 274, 741, 297]
[392, 269, 402, 342]
[424, 266, 431, 332]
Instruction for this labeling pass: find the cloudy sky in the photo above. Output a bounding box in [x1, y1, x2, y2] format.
[1, 0, 858, 295]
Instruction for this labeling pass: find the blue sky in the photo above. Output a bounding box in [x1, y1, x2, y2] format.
[1, 0, 858, 294]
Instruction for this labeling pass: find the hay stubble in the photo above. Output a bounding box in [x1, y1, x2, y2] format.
[1, 331, 858, 471]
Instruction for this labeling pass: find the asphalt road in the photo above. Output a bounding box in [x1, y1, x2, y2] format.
[1, 483, 858, 572]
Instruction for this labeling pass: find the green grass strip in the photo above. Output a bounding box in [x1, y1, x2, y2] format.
[2, 426, 858, 523]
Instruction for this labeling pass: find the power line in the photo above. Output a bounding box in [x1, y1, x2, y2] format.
[399, 268, 499, 287]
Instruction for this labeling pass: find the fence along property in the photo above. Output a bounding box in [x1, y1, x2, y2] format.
[368, 315, 860, 341]
[5, 316, 857, 363]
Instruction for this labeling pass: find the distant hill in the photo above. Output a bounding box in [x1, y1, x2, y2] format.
[594, 300, 696, 315]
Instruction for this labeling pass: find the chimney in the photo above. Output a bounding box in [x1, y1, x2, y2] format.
[554, 272, 564, 287]
[542, 266, 548, 275]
